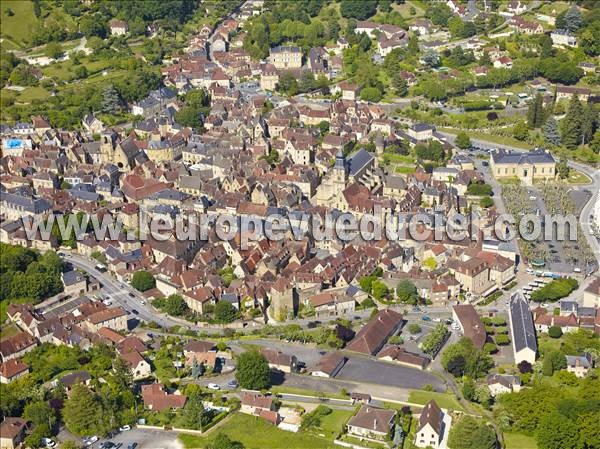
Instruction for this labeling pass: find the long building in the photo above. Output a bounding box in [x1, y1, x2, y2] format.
[508, 292, 537, 364]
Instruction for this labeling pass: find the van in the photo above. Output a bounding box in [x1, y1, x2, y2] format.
[573, 267, 581, 273]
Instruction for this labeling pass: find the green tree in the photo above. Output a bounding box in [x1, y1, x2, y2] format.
[536, 411, 579, 449]
[543, 116, 561, 146]
[462, 377, 476, 401]
[276, 72, 298, 96]
[561, 95, 584, 149]
[447, 416, 496, 449]
[208, 433, 244, 449]
[101, 84, 123, 114]
[580, 103, 598, 145]
[396, 280, 419, 304]
[112, 356, 134, 392]
[561, 5, 582, 32]
[370, 280, 389, 300]
[181, 392, 211, 430]
[130, 270, 155, 292]
[548, 325, 563, 338]
[455, 132, 471, 149]
[45, 42, 63, 59]
[359, 86, 382, 103]
[62, 384, 104, 436]
[526, 94, 544, 129]
[555, 160, 570, 180]
[391, 73, 408, 97]
[340, 0, 377, 20]
[24, 400, 56, 429]
[214, 301, 238, 323]
[235, 351, 270, 390]
[513, 121, 529, 141]
[408, 323, 422, 334]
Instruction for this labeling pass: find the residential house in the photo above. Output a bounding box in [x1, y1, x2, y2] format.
[452, 304, 486, 350]
[260, 348, 297, 373]
[141, 383, 187, 411]
[120, 350, 152, 380]
[566, 353, 593, 378]
[81, 307, 128, 333]
[0, 418, 27, 449]
[486, 374, 521, 396]
[378, 346, 428, 369]
[62, 270, 87, 296]
[240, 392, 275, 415]
[110, 19, 128, 36]
[268, 46, 302, 69]
[556, 85, 591, 102]
[311, 352, 347, 378]
[0, 359, 29, 384]
[347, 406, 396, 440]
[414, 400, 451, 449]
[0, 331, 37, 362]
[307, 291, 355, 317]
[551, 29, 577, 48]
[490, 149, 556, 185]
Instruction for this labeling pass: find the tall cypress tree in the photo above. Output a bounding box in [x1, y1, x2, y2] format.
[543, 116, 561, 146]
[526, 94, 543, 129]
[560, 94, 583, 149]
[581, 103, 598, 145]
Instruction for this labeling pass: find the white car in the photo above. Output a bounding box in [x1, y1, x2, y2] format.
[207, 383, 220, 390]
[432, 317, 441, 323]
[541, 303, 549, 308]
[42, 438, 56, 448]
[119, 425, 131, 432]
[84, 436, 99, 446]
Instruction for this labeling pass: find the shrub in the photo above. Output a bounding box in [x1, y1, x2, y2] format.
[495, 334, 510, 345]
[531, 278, 578, 302]
[548, 325, 563, 338]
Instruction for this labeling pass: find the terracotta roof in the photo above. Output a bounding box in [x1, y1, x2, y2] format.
[452, 304, 486, 350]
[0, 417, 26, 439]
[0, 358, 29, 379]
[183, 340, 215, 353]
[120, 350, 146, 368]
[141, 383, 187, 411]
[348, 405, 395, 433]
[417, 400, 443, 435]
[346, 309, 403, 355]
[86, 307, 127, 325]
[242, 392, 273, 410]
[314, 352, 347, 376]
[0, 331, 37, 359]
[97, 327, 125, 344]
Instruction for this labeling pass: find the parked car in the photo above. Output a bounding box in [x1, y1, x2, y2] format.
[42, 438, 56, 448]
[432, 317, 441, 323]
[84, 436, 99, 446]
[119, 425, 131, 432]
[226, 380, 239, 389]
[421, 316, 432, 322]
[207, 383, 220, 390]
[128, 293, 135, 298]
[127, 443, 137, 449]
[131, 309, 139, 315]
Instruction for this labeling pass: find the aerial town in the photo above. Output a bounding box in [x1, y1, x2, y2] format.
[0, 1, 599, 449]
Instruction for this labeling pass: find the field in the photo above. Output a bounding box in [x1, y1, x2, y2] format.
[178, 413, 336, 449]
[566, 169, 592, 185]
[504, 432, 538, 449]
[407, 390, 465, 412]
[439, 128, 534, 150]
[0, 0, 37, 48]
[309, 409, 354, 440]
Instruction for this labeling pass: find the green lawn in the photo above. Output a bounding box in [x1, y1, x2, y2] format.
[504, 432, 538, 449]
[439, 128, 534, 150]
[567, 169, 592, 185]
[13, 86, 51, 102]
[407, 391, 465, 412]
[178, 413, 336, 449]
[310, 409, 355, 440]
[270, 385, 349, 400]
[0, 1, 38, 47]
[0, 323, 21, 341]
[339, 435, 387, 449]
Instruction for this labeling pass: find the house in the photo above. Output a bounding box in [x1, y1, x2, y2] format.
[141, 383, 187, 411]
[337, 81, 360, 101]
[452, 304, 486, 350]
[0, 192, 52, 221]
[409, 19, 435, 36]
[82, 307, 128, 333]
[578, 62, 596, 74]
[183, 340, 216, 356]
[414, 400, 451, 449]
[311, 352, 347, 378]
[490, 149, 556, 186]
[120, 350, 152, 380]
[240, 392, 274, 415]
[486, 374, 521, 396]
[447, 258, 492, 296]
[378, 345, 428, 369]
[260, 64, 279, 91]
[307, 291, 355, 317]
[268, 46, 302, 69]
[260, 348, 297, 373]
[508, 293, 537, 364]
[583, 277, 600, 307]
[82, 113, 104, 135]
[110, 19, 128, 36]
[0, 331, 37, 362]
[493, 56, 513, 69]
[62, 270, 87, 296]
[509, 17, 543, 34]
[347, 405, 396, 440]
[556, 85, 591, 102]
[565, 353, 593, 378]
[0, 418, 27, 449]
[551, 29, 577, 48]
[59, 370, 92, 394]
[0, 359, 29, 384]
[407, 123, 434, 141]
[346, 309, 404, 355]
[507, 0, 527, 15]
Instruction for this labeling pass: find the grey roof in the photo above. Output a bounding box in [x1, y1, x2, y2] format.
[565, 353, 592, 368]
[271, 45, 301, 54]
[347, 148, 374, 177]
[560, 301, 578, 314]
[148, 189, 190, 202]
[0, 191, 52, 214]
[412, 123, 434, 132]
[509, 292, 537, 354]
[62, 270, 85, 286]
[492, 149, 555, 165]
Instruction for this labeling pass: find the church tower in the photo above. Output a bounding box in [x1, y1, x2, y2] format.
[333, 149, 347, 186]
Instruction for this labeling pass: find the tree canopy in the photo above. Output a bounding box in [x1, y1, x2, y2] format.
[235, 351, 271, 390]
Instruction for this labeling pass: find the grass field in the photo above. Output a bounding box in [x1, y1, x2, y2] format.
[310, 409, 354, 440]
[178, 413, 336, 449]
[0, 1, 38, 47]
[439, 127, 534, 150]
[407, 391, 465, 412]
[0, 323, 21, 341]
[504, 432, 537, 449]
[269, 385, 349, 400]
[567, 169, 592, 185]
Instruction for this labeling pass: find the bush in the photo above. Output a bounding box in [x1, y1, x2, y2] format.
[495, 334, 510, 345]
[408, 323, 422, 334]
[131, 270, 156, 292]
[531, 278, 578, 302]
[548, 325, 563, 338]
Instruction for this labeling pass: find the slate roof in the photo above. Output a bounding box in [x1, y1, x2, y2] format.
[509, 292, 537, 354]
[347, 148, 374, 177]
[491, 149, 555, 165]
[346, 309, 403, 355]
[348, 405, 395, 433]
